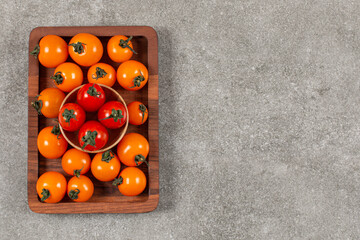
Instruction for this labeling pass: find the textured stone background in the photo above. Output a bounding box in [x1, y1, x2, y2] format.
[1, 0, 360, 239]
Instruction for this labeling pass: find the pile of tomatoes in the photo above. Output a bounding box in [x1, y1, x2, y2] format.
[31, 33, 150, 203]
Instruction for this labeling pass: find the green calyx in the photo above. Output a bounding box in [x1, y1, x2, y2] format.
[81, 130, 98, 150]
[31, 95, 43, 115]
[92, 67, 107, 80]
[51, 71, 64, 85]
[112, 176, 123, 186]
[139, 104, 147, 124]
[129, 70, 145, 88]
[135, 154, 149, 166]
[51, 124, 61, 139]
[100, 109, 123, 123]
[73, 165, 84, 178]
[101, 150, 114, 163]
[69, 42, 86, 54]
[68, 188, 80, 200]
[119, 36, 137, 54]
[30, 44, 40, 59]
[62, 108, 77, 123]
[40, 188, 50, 202]
[87, 84, 101, 98]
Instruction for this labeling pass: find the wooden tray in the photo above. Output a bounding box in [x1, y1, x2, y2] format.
[28, 26, 159, 213]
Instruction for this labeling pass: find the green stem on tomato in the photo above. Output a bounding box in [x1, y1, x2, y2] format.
[69, 42, 86, 54]
[119, 36, 137, 54]
[40, 188, 50, 202]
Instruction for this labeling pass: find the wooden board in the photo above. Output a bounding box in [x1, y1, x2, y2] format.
[28, 26, 159, 213]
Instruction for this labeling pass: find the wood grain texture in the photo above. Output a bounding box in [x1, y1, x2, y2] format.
[28, 26, 159, 213]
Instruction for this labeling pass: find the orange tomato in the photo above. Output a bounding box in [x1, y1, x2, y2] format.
[87, 63, 116, 87]
[62, 148, 91, 177]
[127, 101, 148, 125]
[51, 62, 83, 92]
[117, 133, 149, 167]
[67, 175, 94, 202]
[31, 88, 65, 118]
[36, 171, 67, 203]
[107, 35, 136, 63]
[117, 60, 149, 91]
[68, 33, 103, 67]
[37, 125, 68, 159]
[91, 150, 121, 182]
[113, 167, 146, 196]
[30, 35, 68, 68]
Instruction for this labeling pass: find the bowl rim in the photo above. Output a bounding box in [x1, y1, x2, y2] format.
[58, 83, 129, 153]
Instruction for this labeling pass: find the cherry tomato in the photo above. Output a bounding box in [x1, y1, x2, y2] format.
[91, 150, 121, 182]
[61, 148, 91, 177]
[78, 121, 108, 151]
[67, 175, 94, 202]
[127, 101, 148, 125]
[58, 103, 86, 132]
[51, 62, 83, 92]
[31, 88, 65, 118]
[36, 171, 67, 203]
[68, 33, 103, 67]
[77, 83, 106, 112]
[87, 63, 116, 87]
[117, 133, 149, 167]
[117, 60, 149, 91]
[37, 125, 68, 159]
[98, 101, 127, 129]
[113, 167, 146, 196]
[30, 35, 68, 68]
[107, 35, 136, 63]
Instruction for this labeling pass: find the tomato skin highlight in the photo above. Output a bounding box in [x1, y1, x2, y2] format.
[61, 148, 91, 176]
[87, 63, 116, 87]
[127, 101, 148, 125]
[107, 35, 135, 63]
[91, 151, 121, 182]
[58, 103, 86, 132]
[78, 121, 109, 151]
[117, 60, 149, 91]
[68, 33, 103, 67]
[67, 175, 94, 202]
[31, 35, 68, 68]
[117, 133, 149, 167]
[36, 171, 67, 203]
[114, 167, 146, 196]
[52, 62, 83, 92]
[98, 101, 127, 129]
[32, 88, 65, 118]
[37, 126, 68, 159]
[77, 83, 106, 112]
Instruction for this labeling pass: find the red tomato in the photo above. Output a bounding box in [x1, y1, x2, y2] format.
[58, 103, 86, 132]
[98, 101, 127, 129]
[78, 121, 109, 151]
[77, 83, 106, 112]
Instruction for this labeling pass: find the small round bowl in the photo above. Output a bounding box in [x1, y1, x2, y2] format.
[59, 84, 129, 153]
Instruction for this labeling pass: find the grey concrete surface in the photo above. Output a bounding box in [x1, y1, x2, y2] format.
[1, 0, 360, 239]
